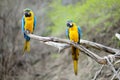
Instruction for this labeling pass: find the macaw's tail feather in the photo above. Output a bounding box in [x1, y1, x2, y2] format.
[24, 40, 30, 52]
[72, 46, 79, 75]
[73, 60, 78, 75]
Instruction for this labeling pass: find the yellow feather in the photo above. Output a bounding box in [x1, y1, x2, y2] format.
[73, 60, 78, 75]
[72, 46, 79, 75]
[24, 41, 30, 52]
[24, 11, 34, 33]
[69, 23, 79, 42]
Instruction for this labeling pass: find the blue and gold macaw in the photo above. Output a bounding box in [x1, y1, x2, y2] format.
[21, 8, 37, 52]
[66, 20, 82, 75]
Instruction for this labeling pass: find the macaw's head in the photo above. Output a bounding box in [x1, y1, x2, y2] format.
[24, 8, 32, 17]
[66, 20, 73, 28]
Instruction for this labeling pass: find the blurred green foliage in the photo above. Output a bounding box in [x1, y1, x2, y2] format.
[47, 0, 120, 36]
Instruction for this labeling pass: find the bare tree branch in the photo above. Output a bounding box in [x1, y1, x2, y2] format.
[27, 33, 120, 65]
[105, 56, 120, 80]
[92, 65, 104, 80]
[80, 40, 119, 54]
[111, 68, 120, 80]
[28, 34, 120, 54]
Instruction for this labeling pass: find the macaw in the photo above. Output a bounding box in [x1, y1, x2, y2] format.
[66, 20, 82, 75]
[21, 8, 37, 52]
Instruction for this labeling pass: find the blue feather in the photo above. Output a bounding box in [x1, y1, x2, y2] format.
[21, 16, 25, 33]
[77, 26, 82, 43]
[24, 33, 30, 41]
[78, 26, 82, 38]
[66, 29, 69, 39]
[34, 16, 37, 30]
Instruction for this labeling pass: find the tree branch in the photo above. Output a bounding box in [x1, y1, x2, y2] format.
[28, 34, 120, 54]
[80, 40, 119, 54]
[93, 65, 104, 80]
[27, 33, 120, 65]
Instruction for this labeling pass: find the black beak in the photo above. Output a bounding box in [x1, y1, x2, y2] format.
[67, 22, 73, 27]
[24, 12, 31, 17]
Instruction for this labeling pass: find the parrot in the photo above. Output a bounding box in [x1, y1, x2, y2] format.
[66, 20, 82, 75]
[21, 8, 37, 53]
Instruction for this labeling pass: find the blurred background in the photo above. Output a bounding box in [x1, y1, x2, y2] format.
[0, 0, 120, 80]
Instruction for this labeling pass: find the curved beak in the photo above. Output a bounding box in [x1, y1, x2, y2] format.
[24, 12, 31, 17]
[67, 22, 73, 27]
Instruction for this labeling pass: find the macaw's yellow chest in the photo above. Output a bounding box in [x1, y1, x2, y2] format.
[69, 26, 79, 42]
[24, 17, 34, 33]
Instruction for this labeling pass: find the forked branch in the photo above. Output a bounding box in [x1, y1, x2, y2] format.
[27, 33, 120, 64]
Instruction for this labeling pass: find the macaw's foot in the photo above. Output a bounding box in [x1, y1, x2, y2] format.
[25, 30, 30, 34]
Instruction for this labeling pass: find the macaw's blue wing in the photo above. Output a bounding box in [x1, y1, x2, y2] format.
[66, 28, 69, 39]
[33, 16, 37, 30]
[78, 26, 82, 42]
[24, 33, 30, 41]
[22, 16, 25, 33]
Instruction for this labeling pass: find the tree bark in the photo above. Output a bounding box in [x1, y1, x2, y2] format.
[27, 33, 120, 64]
